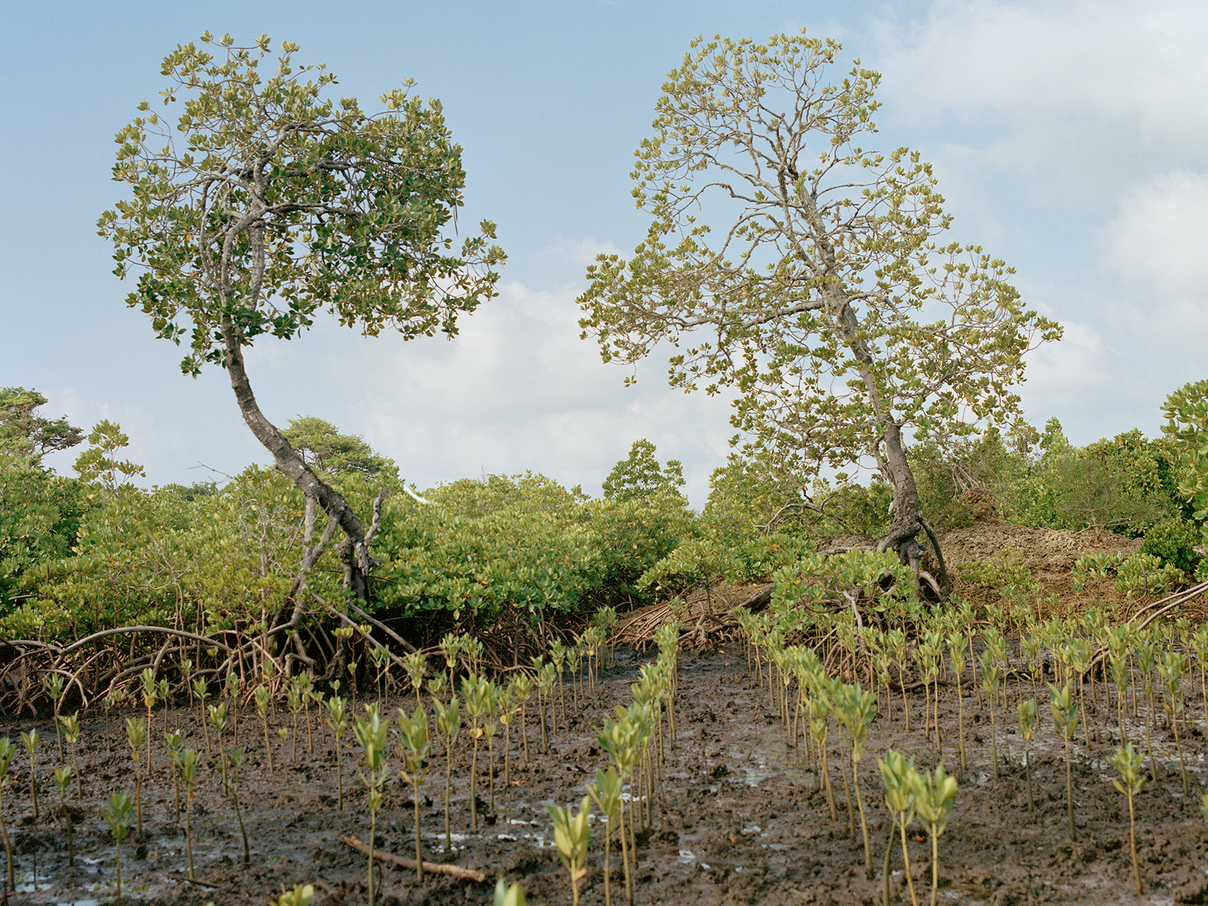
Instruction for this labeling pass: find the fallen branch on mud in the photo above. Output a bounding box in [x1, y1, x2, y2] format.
[342, 835, 487, 882]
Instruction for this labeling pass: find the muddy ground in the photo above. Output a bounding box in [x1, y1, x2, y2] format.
[3, 637, 1208, 906]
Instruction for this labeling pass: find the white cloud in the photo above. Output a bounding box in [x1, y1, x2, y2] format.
[547, 236, 623, 267]
[872, 0, 1208, 207]
[1100, 169, 1208, 298]
[320, 280, 737, 507]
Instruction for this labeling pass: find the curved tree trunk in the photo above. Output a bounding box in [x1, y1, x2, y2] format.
[221, 318, 379, 603]
[827, 286, 952, 599]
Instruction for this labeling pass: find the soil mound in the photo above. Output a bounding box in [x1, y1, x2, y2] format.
[938, 519, 1142, 617]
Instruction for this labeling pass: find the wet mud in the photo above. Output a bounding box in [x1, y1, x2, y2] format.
[3, 644, 1208, 905]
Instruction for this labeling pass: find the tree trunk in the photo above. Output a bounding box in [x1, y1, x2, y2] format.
[828, 286, 951, 598]
[220, 318, 377, 603]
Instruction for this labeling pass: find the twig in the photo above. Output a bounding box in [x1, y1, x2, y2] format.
[342, 835, 486, 882]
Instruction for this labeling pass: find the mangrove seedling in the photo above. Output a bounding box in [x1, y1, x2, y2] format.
[913, 761, 958, 906]
[432, 695, 461, 851]
[1134, 630, 1159, 779]
[545, 796, 592, 906]
[369, 642, 390, 704]
[589, 766, 623, 906]
[178, 748, 199, 880]
[1016, 699, 1036, 811]
[125, 716, 147, 835]
[193, 677, 212, 757]
[537, 660, 558, 753]
[879, 748, 919, 906]
[835, 682, 877, 877]
[164, 728, 183, 820]
[1049, 683, 1080, 841]
[405, 650, 428, 711]
[439, 631, 463, 692]
[53, 765, 73, 864]
[255, 683, 275, 773]
[1111, 742, 1145, 893]
[59, 712, 83, 799]
[0, 738, 13, 893]
[947, 633, 969, 773]
[44, 672, 66, 761]
[325, 694, 349, 810]
[209, 702, 230, 793]
[286, 679, 304, 764]
[227, 746, 251, 865]
[354, 704, 390, 906]
[511, 673, 534, 765]
[979, 647, 1002, 778]
[104, 791, 135, 899]
[276, 883, 316, 906]
[140, 666, 160, 770]
[21, 729, 39, 819]
[225, 669, 241, 746]
[1158, 649, 1190, 795]
[396, 705, 431, 879]
[494, 878, 527, 906]
[462, 675, 489, 830]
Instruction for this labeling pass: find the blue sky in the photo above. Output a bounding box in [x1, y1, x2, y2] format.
[3, 1, 1206, 507]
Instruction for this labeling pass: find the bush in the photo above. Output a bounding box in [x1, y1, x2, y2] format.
[1140, 517, 1201, 575]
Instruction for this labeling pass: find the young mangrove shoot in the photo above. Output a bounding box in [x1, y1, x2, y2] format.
[545, 796, 592, 906]
[1111, 742, 1145, 893]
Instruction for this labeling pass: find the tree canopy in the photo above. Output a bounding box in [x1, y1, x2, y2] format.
[0, 388, 83, 464]
[578, 31, 1060, 587]
[98, 33, 504, 617]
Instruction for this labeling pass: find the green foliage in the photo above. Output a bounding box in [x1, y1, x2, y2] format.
[1163, 379, 1208, 560]
[281, 416, 398, 481]
[99, 33, 504, 378]
[771, 548, 922, 629]
[1115, 553, 1184, 598]
[602, 439, 685, 501]
[0, 388, 83, 464]
[1140, 517, 1200, 575]
[72, 420, 145, 494]
[578, 29, 1058, 520]
[0, 455, 85, 616]
[375, 473, 605, 628]
[908, 426, 1035, 530]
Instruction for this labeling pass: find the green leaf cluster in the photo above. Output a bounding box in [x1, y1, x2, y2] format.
[98, 34, 505, 377]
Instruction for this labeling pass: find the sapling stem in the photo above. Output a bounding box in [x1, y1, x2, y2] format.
[21, 729, 39, 819]
[125, 716, 146, 836]
[227, 746, 250, 865]
[433, 696, 461, 852]
[0, 738, 14, 894]
[1016, 699, 1036, 812]
[913, 761, 958, 906]
[1111, 742, 1145, 894]
[179, 748, 198, 880]
[53, 766, 73, 865]
[1050, 683, 1079, 841]
[397, 705, 431, 880]
[104, 790, 134, 899]
[545, 796, 592, 906]
[353, 704, 390, 906]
